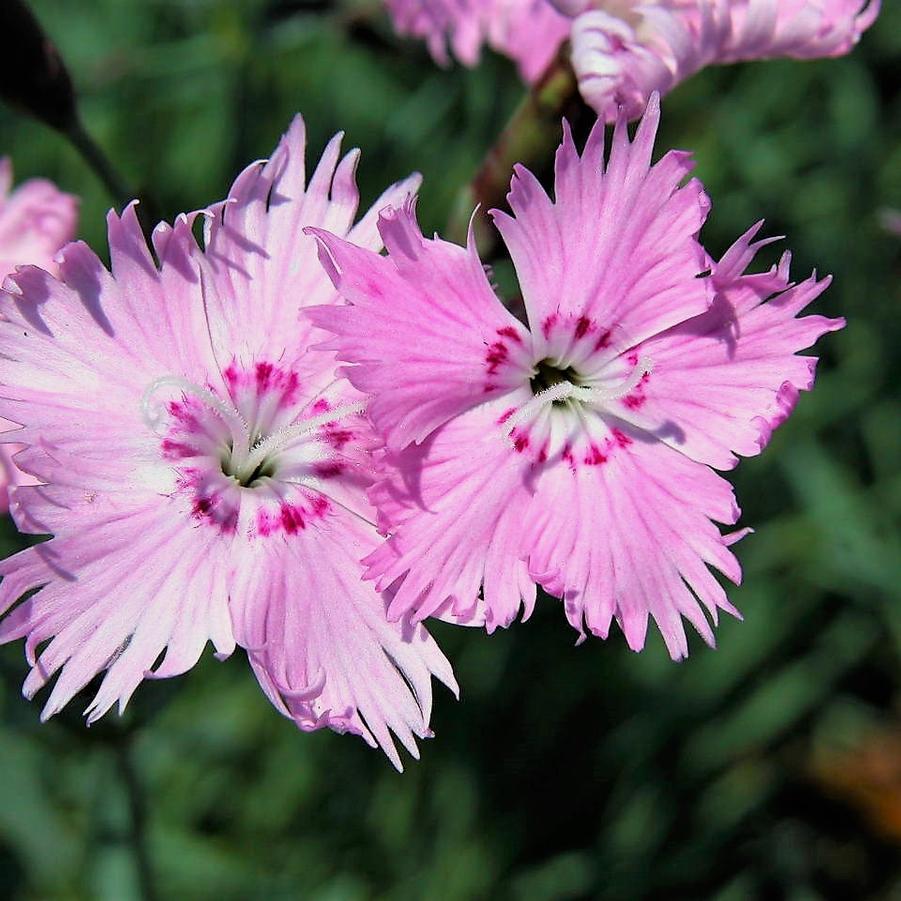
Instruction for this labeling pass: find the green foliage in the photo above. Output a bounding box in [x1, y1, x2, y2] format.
[1, 1, 900, 898]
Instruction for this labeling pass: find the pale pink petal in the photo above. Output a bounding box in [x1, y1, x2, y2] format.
[201, 117, 420, 375]
[0, 492, 234, 721]
[366, 395, 536, 630]
[609, 224, 844, 469]
[230, 499, 457, 771]
[485, 0, 572, 82]
[524, 431, 741, 659]
[491, 95, 713, 358]
[0, 418, 39, 515]
[308, 200, 533, 450]
[0, 210, 213, 491]
[0, 160, 78, 511]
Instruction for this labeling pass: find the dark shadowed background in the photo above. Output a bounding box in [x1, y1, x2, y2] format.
[1, 1, 900, 898]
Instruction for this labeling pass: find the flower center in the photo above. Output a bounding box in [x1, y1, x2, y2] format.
[501, 353, 654, 460]
[220, 441, 277, 487]
[529, 360, 582, 402]
[140, 363, 366, 535]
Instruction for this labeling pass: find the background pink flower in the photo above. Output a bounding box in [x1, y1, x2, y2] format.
[0, 119, 455, 769]
[384, 0, 570, 82]
[0, 157, 78, 514]
[383, 0, 879, 118]
[309, 95, 843, 658]
[565, 0, 881, 118]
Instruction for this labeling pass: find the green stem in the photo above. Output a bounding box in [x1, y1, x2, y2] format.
[114, 738, 158, 901]
[64, 118, 162, 234]
[446, 51, 579, 248]
[65, 118, 135, 210]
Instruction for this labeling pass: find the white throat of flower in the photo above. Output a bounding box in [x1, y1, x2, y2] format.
[142, 375, 365, 486]
[232, 401, 365, 484]
[503, 354, 653, 443]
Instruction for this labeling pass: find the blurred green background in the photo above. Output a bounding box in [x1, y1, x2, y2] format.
[1, 1, 900, 899]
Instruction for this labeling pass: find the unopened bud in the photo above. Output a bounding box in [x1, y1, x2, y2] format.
[0, 0, 77, 131]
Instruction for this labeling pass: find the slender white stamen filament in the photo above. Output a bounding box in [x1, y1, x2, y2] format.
[141, 376, 249, 454]
[233, 401, 366, 483]
[504, 381, 576, 437]
[577, 355, 653, 405]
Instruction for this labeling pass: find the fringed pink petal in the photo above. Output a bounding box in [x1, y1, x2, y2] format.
[492, 94, 713, 355]
[365, 398, 536, 630]
[525, 435, 742, 659]
[0, 497, 234, 721]
[611, 227, 843, 469]
[230, 503, 457, 771]
[308, 200, 533, 450]
[201, 116, 421, 375]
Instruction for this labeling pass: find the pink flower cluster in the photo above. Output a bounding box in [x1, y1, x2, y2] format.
[0, 94, 846, 767]
[385, 0, 880, 117]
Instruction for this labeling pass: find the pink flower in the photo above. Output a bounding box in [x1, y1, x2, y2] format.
[562, 0, 881, 119]
[0, 158, 77, 279]
[385, 0, 571, 82]
[0, 158, 78, 514]
[308, 95, 844, 659]
[0, 118, 456, 769]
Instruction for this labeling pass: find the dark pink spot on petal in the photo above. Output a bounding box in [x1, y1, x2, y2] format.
[255, 361, 273, 390]
[167, 401, 199, 428]
[222, 508, 238, 533]
[497, 407, 516, 425]
[622, 393, 646, 410]
[312, 398, 331, 413]
[256, 509, 275, 537]
[162, 439, 198, 459]
[594, 329, 612, 351]
[175, 468, 201, 491]
[311, 495, 330, 516]
[512, 430, 530, 453]
[280, 503, 306, 534]
[485, 340, 508, 374]
[497, 325, 522, 344]
[541, 314, 558, 339]
[584, 444, 608, 465]
[324, 427, 353, 449]
[314, 461, 344, 479]
[612, 428, 632, 448]
[192, 492, 238, 534]
[575, 316, 592, 339]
